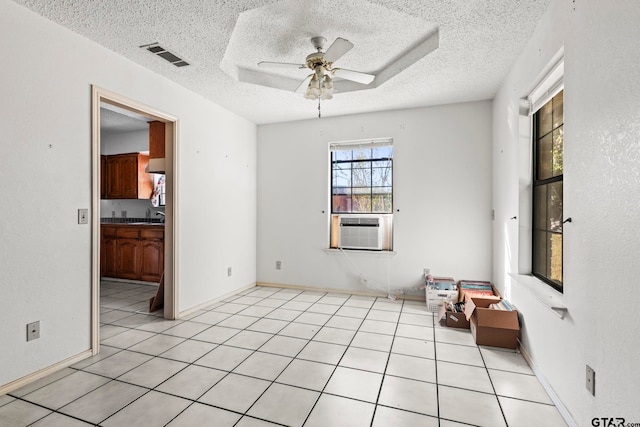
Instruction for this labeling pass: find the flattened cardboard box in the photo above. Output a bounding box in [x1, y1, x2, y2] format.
[437, 302, 470, 329]
[464, 296, 520, 349]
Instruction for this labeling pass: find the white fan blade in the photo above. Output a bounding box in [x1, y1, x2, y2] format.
[323, 37, 354, 63]
[333, 68, 375, 85]
[295, 75, 313, 93]
[258, 61, 306, 69]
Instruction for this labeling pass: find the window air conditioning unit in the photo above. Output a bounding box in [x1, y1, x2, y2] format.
[338, 215, 383, 250]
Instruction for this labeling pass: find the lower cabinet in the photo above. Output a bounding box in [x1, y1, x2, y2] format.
[101, 225, 164, 282]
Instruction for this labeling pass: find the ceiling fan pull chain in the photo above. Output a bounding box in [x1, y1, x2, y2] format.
[318, 97, 322, 118]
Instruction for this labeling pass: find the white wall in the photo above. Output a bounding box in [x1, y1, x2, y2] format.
[0, 0, 256, 387]
[257, 102, 492, 294]
[492, 0, 640, 424]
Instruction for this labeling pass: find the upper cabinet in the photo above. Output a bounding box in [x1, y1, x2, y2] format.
[102, 152, 153, 199]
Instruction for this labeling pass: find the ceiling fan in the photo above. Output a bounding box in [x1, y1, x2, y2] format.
[258, 36, 375, 115]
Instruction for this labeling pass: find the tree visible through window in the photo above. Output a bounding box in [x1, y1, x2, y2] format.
[532, 90, 563, 291]
[331, 141, 393, 214]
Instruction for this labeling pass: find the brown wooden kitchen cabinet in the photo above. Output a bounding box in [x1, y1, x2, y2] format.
[100, 224, 164, 282]
[102, 153, 153, 199]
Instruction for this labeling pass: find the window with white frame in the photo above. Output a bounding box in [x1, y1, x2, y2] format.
[529, 59, 564, 292]
[329, 139, 393, 250]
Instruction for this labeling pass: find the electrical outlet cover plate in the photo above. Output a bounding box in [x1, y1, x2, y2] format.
[27, 321, 40, 341]
[586, 364, 595, 396]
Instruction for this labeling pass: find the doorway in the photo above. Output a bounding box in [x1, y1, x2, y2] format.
[90, 86, 178, 354]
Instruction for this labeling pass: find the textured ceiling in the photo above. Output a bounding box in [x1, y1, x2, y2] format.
[13, 0, 551, 124]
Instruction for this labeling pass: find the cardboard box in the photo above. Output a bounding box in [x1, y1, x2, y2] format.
[425, 276, 457, 312]
[458, 280, 501, 302]
[437, 302, 470, 329]
[464, 296, 520, 349]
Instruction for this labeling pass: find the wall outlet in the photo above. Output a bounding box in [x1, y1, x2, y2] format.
[26, 321, 40, 341]
[78, 208, 88, 224]
[276, 261, 282, 270]
[121, 210, 127, 218]
[586, 365, 596, 396]
[227, 267, 232, 277]
[423, 268, 430, 276]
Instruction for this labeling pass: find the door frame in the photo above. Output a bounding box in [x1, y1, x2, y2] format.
[91, 85, 179, 354]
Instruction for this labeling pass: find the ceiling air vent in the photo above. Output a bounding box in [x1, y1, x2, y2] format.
[140, 43, 190, 67]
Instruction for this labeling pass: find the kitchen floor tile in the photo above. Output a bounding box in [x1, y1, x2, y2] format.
[436, 341, 485, 367]
[499, 396, 568, 427]
[83, 350, 153, 378]
[344, 297, 375, 309]
[307, 303, 341, 315]
[305, 393, 375, 427]
[239, 305, 276, 318]
[10, 368, 76, 397]
[437, 360, 495, 394]
[254, 298, 285, 308]
[391, 336, 435, 359]
[259, 334, 308, 357]
[297, 341, 347, 365]
[192, 325, 241, 344]
[324, 366, 383, 402]
[294, 311, 332, 326]
[264, 307, 302, 321]
[378, 375, 438, 416]
[161, 321, 211, 338]
[156, 365, 227, 400]
[166, 402, 241, 427]
[339, 347, 389, 373]
[434, 327, 476, 346]
[198, 373, 271, 413]
[22, 370, 110, 409]
[312, 326, 356, 346]
[335, 306, 370, 319]
[212, 302, 251, 314]
[438, 385, 507, 427]
[358, 319, 397, 335]
[372, 406, 439, 427]
[317, 295, 349, 305]
[325, 315, 364, 331]
[217, 314, 260, 329]
[350, 330, 394, 352]
[194, 344, 253, 371]
[247, 383, 319, 427]
[190, 310, 232, 325]
[117, 357, 187, 388]
[128, 333, 185, 355]
[224, 330, 273, 350]
[366, 309, 400, 322]
[233, 351, 292, 380]
[0, 399, 51, 426]
[278, 322, 321, 339]
[489, 369, 553, 403]
[275, 359, 335, 391]
[386, 353, 436, 383]
[246, 317, 289, 334]
[30, 412, 94, 426]
[100, 328, 156, 349]
[399, 312, 434, 326]
[480, 347, 533, 374]
[101, 390, 190, 427]
[395, 323, 433, 340]
[159, 339, 217, 363]
[59, 380, 147, 424]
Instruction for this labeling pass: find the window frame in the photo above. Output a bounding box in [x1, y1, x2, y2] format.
[329, 139, 394, 251]
[531, 90, 564, 292]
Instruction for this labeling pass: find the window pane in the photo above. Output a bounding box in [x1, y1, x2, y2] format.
[537, 101, 553, 137]
[372, 167, 392, 186]
[547, 181, 563, 232]
[372, 146, 392, 159]
[552, 126, 564, 176]
[533, 185, 547, 230]
[352, 195, 371, 212]
[533, 230, 547, 276]
[352, 169, 371, 187]
[549, 233, 563, 284]
[372, 194, 392, 213]
[333, 150, 352, 161]
[352, 187, 371, 195]
[352, 148, 371, 160]
[552, 91, 564, 129]
[332, 195, 351, 212]
[537, 133, 553, 180]
[333, 172, 351, 188]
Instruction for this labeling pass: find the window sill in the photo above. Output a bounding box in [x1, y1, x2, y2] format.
[509, 273, 567, 319]
[324, 248, 397, 256]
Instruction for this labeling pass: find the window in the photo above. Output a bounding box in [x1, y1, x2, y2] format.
[329, 139, 393, 250]
[532, 90, 563, 291]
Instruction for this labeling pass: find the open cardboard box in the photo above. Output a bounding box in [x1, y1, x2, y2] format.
[437, 302, 470, 329]
[458, 280, 501, 302]
[464, 295, 520, 349]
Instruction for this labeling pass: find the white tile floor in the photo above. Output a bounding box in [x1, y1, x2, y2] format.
[0, 281, 569, 427]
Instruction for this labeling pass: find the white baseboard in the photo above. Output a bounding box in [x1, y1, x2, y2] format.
[518, 341, 577, 427]
[0, 350, 92, 396]
[256, 281, 425, 301]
